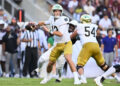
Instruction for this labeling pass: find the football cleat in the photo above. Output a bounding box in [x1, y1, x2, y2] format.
[94, 76, 103, 86]
[31, 68, 40, 77]
[80, 75, 87, 84]
[55, 77, 62, 83]
[40, 78, 49, 84]
[55, 79, 61, 83]
[74, 80, 81, 85]
[115, 75, 120, 82]
[40, 73, 52, 84]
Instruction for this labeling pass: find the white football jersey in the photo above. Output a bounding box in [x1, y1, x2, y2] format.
[76, 23, 98, 45]
[45, 16, 71, 43]
[44, 16, 54, 27]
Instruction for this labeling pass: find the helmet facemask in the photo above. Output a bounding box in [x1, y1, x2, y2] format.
[53, 10, 62, 19]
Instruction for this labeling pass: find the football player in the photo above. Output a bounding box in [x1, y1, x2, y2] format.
[38, 4, 80, 85]
[32, 20, 78, 83]
[71, 14, 120, 85]
[95, 64, 120, 86]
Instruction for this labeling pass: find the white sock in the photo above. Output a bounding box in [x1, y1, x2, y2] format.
[81, 74, 85, 80]
[102, 66, 116, 78]
[114, 75, 120, 81]
[73, 72, 79, 81]
[47, 72, 53, 80]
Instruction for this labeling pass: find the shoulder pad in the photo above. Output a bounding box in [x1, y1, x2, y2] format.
[61, 16, 69, 23]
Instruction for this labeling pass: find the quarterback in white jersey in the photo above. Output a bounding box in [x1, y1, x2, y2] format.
[38, 4, 80, 85]
[71, 14, 119, 85]
[33, 20, 78, 81]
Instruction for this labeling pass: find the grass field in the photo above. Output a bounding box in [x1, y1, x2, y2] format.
[0, 78, 120, 86]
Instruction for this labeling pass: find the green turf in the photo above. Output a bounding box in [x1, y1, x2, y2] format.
[0, 78, 120, 86]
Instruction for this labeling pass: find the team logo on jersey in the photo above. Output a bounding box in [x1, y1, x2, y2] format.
[64, 18, 68, 22]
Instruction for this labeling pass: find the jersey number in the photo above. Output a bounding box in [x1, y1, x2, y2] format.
[51, 26, 58, 31]
[85, 26, 95, 37]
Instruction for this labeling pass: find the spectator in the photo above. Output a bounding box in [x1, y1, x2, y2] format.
[91, 11, 100, 24]
[0, 20, 6, 77]
[113, 13, 120, 29]
[3, 14, 9, 24]
[83, 0, 95, 15]
[104, 0, 109, 7]
[57, 0, 69, 10]
[111, 0, 120, 14]
[96, 29, 102, 47]
[96, 1, 107, 18]
[68, 0, 78, 14]
[9, 17, 20, 32]
[107, 6, 113, 19]
[101, 29, 118, 67]
[22, 23, 40, 77]
[116, 34, 120, 49]
[99, 14, 112, 30]
[73, 2, 83, 21]
[80, 0, 87, 6]
[0, 9, 4, 20]
[2, 26, 20, 77]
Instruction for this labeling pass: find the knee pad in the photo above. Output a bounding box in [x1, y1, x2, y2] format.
[100, 62, 109, 71]
[113, 64, 120, 72]
[76, 65, 83, 71]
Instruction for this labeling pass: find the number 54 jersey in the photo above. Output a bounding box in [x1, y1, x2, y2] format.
[76, 23, 98, 45]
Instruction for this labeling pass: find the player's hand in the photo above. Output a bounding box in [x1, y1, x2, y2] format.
[38, 21, 44, 26]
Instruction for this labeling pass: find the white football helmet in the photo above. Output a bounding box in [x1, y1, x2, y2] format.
[52, 4, 63, 18]
[80, 14, 92, 23]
